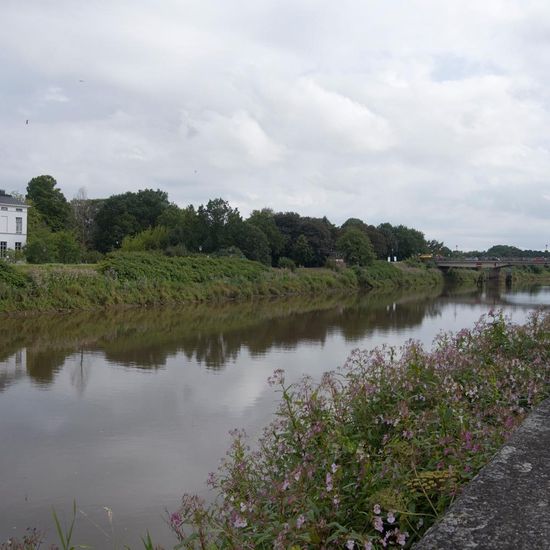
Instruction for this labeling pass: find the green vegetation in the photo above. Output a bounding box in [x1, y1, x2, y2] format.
[0, 253, 443, 314]
[12, 174, 434, 267]
[443, 267, 484, 286]
[168, 311, 550, 548]
[509, 265, 550, 283]
[336, 228, 375, 266]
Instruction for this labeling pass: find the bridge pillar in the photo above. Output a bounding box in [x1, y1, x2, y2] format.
[488, 267, 501, 281]
[505, 269, 513, 288]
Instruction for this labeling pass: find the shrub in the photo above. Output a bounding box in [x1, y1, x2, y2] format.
[169, 311, 550, 548]
[212, 246, 245, 259]
[0, 261, 28, 287]
[278, 256, 296, 272]
[82, 250, 104, 264]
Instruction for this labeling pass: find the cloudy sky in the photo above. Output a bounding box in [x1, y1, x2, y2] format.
[1, 0, 550, 250]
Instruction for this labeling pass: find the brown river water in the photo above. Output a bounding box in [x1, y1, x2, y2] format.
[0, 283, 549, 548]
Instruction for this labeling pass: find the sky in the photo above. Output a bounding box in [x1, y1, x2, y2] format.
[1, 0, 549, 251]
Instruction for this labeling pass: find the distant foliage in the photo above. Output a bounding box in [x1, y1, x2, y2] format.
[94, 189, 170, 252]
[336, 228, 375, 266]
[26, 175, 71, 232]
[99, 252, 268, 284]
[277, 256, 296, 271]
[121, 226, 170, 252]
[25, 230, 81, 264]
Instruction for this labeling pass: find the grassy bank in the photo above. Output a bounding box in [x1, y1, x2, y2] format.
[166, 311, 550, 549]
[0, 253, 443, 313]
[443, 267, 484, 286]
[509, 265, 550, 283]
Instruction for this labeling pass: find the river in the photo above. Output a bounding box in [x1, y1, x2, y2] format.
[0, 283, 548, 548]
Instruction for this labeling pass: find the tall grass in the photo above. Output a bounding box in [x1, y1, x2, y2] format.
[0, 255, 444, 314]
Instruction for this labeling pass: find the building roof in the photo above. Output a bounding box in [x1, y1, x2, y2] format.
[0, 191, 27, 207]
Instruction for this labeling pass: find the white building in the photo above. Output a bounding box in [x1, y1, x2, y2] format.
[0, 190, 28, 257]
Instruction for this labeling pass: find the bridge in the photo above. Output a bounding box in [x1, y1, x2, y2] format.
[432, 257, 550, 279]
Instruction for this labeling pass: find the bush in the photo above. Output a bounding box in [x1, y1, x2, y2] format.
[165, 244, 189, 257]
[169, 312, 550, 548]
[212, 246, 245, 259]
[278, 256, 296, 272]
[121, 226, 170, 252]
[82, 250, 104, 264]
[0, 261, 28, 287]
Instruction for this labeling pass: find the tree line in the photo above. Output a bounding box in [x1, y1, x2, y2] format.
[21, 174, 433, 266]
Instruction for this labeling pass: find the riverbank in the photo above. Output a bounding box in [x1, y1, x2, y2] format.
[166, 311, 550, 549]
[0, 252, 443, 314]
[510, 265, 550, 283]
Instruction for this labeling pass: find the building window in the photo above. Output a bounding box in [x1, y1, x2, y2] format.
[15, 242, 22, 251]
[0, 242, 6, 257]
[16, 208, 23, 212]
[16, 217, 22, 234]
[0, 207, 6, 211]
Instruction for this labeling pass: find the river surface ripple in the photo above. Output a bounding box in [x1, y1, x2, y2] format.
[0, 283, 548, 548]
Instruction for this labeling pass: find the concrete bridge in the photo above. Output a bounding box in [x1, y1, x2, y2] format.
[433, 257, 550, 279]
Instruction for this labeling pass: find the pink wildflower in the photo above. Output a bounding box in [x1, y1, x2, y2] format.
[387, 512, 395, 524]
[364, 542, 373, 550]
[346, 540, 355, 549]
[170, 512, 182, 527]
[331, 462, 339, 473]
[373, 504, 381, 515]
[233, 515, 247, 528]
[374, 516, 384, 532]
[326, 472, 333, 492]
[296, 514, 306, 529]
[397, 531, 408, 546]
[267, 369, 285, 386]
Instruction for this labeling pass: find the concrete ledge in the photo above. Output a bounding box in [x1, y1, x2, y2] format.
[415, 398, 550, 549]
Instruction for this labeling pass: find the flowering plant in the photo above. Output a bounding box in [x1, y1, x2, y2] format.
[170, 311, 550, 548]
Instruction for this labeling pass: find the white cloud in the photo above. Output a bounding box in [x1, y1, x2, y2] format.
[1, 0, 550, 249]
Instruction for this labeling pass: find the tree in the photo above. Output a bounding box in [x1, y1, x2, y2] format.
[121, 226, 170, 251]
[94, 189, 169, 252]
[197, 198, 241, 252]
[70, 188, 103, 250]
[54, 231, 82, 263]
[158, 204, 202, 251]
[25, 228, 57, 263]
[393, 225, 427, 259]
[426, 239, 445, 255]
[248, 208, 286, 264]
[228, 221, 271, 265]
[377, 223, 398, 258]
[299, 217, 334, 266]
[273, 212, 335, 267]
[336, 229, 375, 266]
[26, 175, 71, 232]
[291, 234, 314, 266]
[486, 245, 523, 258]
[341, 218, 387, 259]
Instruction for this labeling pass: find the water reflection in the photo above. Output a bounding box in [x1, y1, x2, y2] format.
[0, 287, 447, 387]
[2, 284, 549, 393]
[0, 283, 548, 548]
